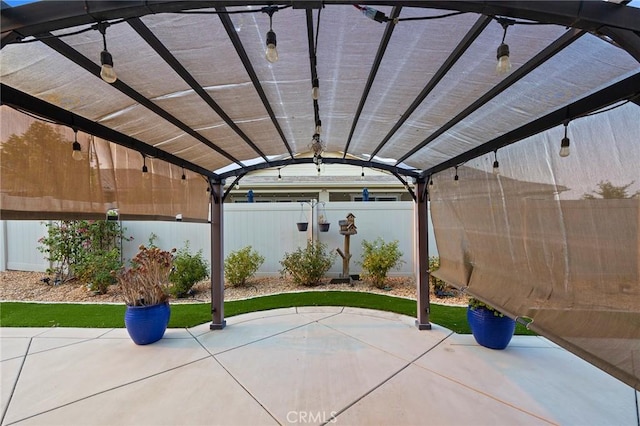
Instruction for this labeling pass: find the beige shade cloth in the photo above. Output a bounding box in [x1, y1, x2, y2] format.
[0, 107, 209, 221]
[430, 103, 640, 390]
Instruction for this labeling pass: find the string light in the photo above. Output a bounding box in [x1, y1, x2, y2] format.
[454, 166, 459, 185]
[360, 167, 365, 181]
[492, 150, 500, 175]
[278, 168, 282, 181]
[559, 120, 571, 157]
[181, 167, 187, 185]
[97, 22, 117, 83]
[264, 7, 278, 63]
[142, 156, 150, 179]
[71, 129, 82, 161]
[496, 19, 513, 76]
[312, 78, 319, 100]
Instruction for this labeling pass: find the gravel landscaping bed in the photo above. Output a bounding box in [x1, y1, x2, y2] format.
[0, 270, 468, 306]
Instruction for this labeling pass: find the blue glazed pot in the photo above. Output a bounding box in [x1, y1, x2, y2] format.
[467, 305, 516, 350]
[125, 302, 171, 345]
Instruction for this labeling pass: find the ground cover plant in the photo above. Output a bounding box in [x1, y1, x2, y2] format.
[0, 292, 535, 335]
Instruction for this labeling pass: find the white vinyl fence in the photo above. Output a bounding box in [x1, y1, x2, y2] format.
[0, 202, 438, 277]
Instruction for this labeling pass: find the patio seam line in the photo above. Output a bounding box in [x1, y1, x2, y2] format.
[220, 310, 300, 327]
[325, 330, 455, 425]
[1, 355, 212, 426]
[410, 345, 558, 425]
[315, 313, 441, 363]
[0, 337, 31, 426]
[203, 316, 338, 357]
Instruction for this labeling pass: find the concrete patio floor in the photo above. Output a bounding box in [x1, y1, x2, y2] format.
[1, 307, 638, 426]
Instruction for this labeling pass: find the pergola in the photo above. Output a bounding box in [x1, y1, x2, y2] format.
[1, 1, 639, 389]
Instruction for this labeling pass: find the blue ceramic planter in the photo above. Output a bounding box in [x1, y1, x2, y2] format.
[125, 302, 171, 345]
[467, 305, 515, 350]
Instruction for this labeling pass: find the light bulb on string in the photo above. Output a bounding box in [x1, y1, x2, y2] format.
[360, 167, 365, 181]
[97, 22, 117, 83]
[559, 120, 571, 157]
[181, 168, 187, 185]
[264, 7, 278, 63]
[71, 129, 82, 161]
[278, 168, 282, 181]
[496, 19, 512, 76]
[141, 155, 151, 180]
[492, 150, 500, 175]
[454, 166, 459, 185]
[311, 78, 319, 100]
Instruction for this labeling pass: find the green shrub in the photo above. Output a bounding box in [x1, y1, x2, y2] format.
[169, 242, 209, 298]
[225, 246, 265, 287]
[38, 220, 128, 284]
[75, 248, 121, 294]
[360, 238, 404, 289]
[280, 240, 336, 286]
[428, 256, 453, 295]
[468, 297, 505, 317]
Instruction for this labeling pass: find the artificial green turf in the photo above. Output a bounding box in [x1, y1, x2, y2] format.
[0, 291, 535, 335]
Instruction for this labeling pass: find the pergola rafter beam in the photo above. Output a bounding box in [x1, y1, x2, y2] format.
[396, 28, 585, 165]
[0, 84, 217, 179]
[218, 157, 420, 180]
[37, 33, 245, 167]
[342, 5, 402, 158]
[420, 72, 640, 178]
[369, 14, 491, 159]
[216, 6, 294, 159]
[128, 17, 269, 163]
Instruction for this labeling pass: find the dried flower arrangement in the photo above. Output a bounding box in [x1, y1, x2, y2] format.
[115, 245, 175, 306]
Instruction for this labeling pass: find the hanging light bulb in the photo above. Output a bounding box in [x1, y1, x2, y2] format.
[142, 158, 150, 180]
[559, 120, 571, 157]
[492, 150, 500, 175]
[315, 120, 322, 135]
[264, 7, 278, 63]
[278, 168, 282, 181]
[97, 23, 117, 83]
[454, 166, 459, 185]
[317, 166, 321, 176]
[429, 176, 434, 186]
[496, 20, 512, 76]
[360, 167, 365, 181]
[181, 168, 187, 185]
[71, 129, 82, 161]
[311, 78, 319, 100]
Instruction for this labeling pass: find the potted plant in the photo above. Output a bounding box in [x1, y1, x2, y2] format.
[115, 244, 175, 345]
[106, 208, 119, 221]
[318, 214, 330, 232]
[467, 297, 516, 349]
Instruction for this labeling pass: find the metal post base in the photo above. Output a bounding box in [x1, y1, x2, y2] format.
[415, 320, 432, 330]
[210, 320, 227, 330]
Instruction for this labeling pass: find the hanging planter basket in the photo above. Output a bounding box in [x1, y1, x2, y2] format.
[106, 209, 119, 221]
[318, 202, 329, 232]
[296, 202, 308, 232]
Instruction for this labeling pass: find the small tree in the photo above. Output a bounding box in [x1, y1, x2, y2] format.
[582, 180, 639, 199]
[169, 241, 209, 298]
[225, 246, 265, 287]
[360, 238, 404, 289]
[280, 240, 336, 286]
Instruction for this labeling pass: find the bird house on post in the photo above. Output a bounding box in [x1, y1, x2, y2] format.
[334, 213, 358, 284]
[339, 213, 357, 235]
